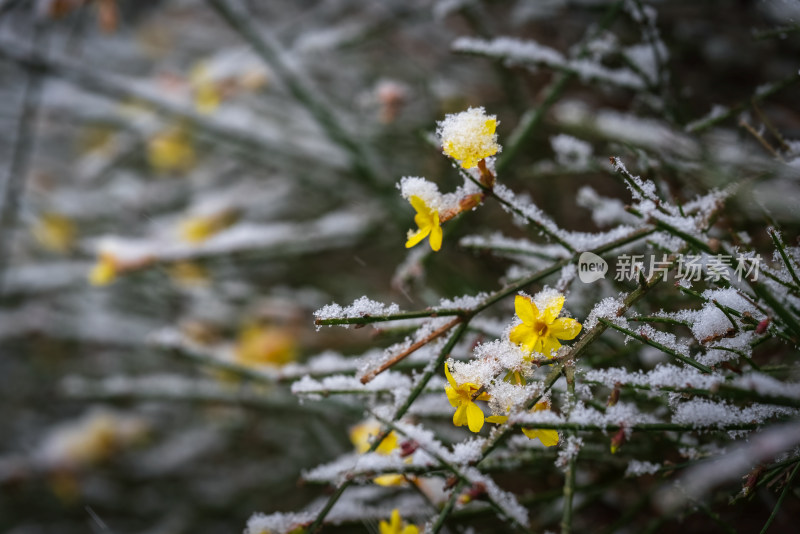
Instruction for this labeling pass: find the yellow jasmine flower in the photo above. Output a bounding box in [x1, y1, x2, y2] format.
[379, 509, 418, 534]
[405, 195, 442, 251]
[147, 126, 195, 174]
[32, 213, 76, 253]
[486, 401, 559, 447]
[349, 420, 405, 487]
[509, 294, 582, 358]
[190, 62, 221, 114]
[445, 362, 489, 433]
[179, 210, 237, 243]
[521, 401, 559, 447]
[437, 107, 501, 169]
[89, 253, 118, 286]
[235, 325, 297, 368]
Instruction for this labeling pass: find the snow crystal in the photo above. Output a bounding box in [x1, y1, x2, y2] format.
[398, 176, 443, 210]
[576, 186, 639, 227]
[550, 134, 593, 169]
[460, 466, 529, 526]
[671, 399, 797, 429]
[314, 296, 401, 327]
[556, 435, 583, 470]
[245, 511, 315, 534]
[584, 296, 625, 330]
[625, 460, 661, 477]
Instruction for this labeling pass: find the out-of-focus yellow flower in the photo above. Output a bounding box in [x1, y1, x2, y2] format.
[32, 213, 76, 253]
[445, 362, 489, 433]
[349, 420, 404, 486]
[190, 62, 221, 114]
[179, 210, 237, 243]
[38, 410, 148, 470]
[437, 107, 500, 169]
[405, 195, 442, 252]
[234, 324, 297, 368]
[521, 401, 559, 446]
[379, 509, 418, 534]
[89, 253, 118, 286]
[147, 126, 195, 174]
[509, 294, 582, 358]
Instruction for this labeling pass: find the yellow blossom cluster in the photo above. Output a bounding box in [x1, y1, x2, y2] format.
[443, 292, 582, 445]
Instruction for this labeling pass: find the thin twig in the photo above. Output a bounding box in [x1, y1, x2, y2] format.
[360, 316, 462, 384]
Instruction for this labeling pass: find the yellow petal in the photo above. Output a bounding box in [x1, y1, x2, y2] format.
[428, 214, 442, 251]
[514, 295, 538, 324]
[391, 509, 401, 530]
[540, 335, 562, 359]
[522, 428, 559, 447]
[409, 195, 430, 216]
[466, 401, 485, 433]
[543, 295, 565, 323]
[509, 323, 533, 347]
[402, 526, 419, 534]
[444, 362, 457, 389]
[482, 118, 496, 135]
[374, 473, 405, 487]
[550, 317, 582, 340]
[453, 403, 468, 427]
[486, 415, 508, 424]
[445, 386, 461, 408]
[405, 227, 430, 248]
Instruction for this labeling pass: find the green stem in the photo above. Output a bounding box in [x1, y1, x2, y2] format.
[561, 365, 578, 534]
[599, 318, 713, 373]
[496, 0, 625, 174]
[759, 461, 800, 534]
[307, 320, 470, 533]
[204, 0, 385, 192]
[315, 307, 464, 326]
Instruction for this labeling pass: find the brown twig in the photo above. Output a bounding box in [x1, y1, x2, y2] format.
[359, 316, 462, 384]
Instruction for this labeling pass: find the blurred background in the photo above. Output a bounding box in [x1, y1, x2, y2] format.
[0, 0, 799, 532]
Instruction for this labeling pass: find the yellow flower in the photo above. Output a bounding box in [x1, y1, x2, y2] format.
[349, 420, 405, 487]
[235, 325, 297, 368]
[89, 253, 118, 286]
[445, 362, 489, 433]
[32, 213, 76, 253]
[190, 62, 221, 114]
[509, 294, 582, 358]
[521, 401, 559, 447]
[179, 210, 237, 243]
[379, 509, 418, 534]
[405, 195, 442, 251]
[147, 126, 195, 174]
[486, 401, 559, 447]
[437, 107, 500, 169]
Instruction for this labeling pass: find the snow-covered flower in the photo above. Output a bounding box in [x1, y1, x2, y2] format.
[509, 294, 582, 358]
[436, 107, 501, 169]
[445, 362, 490, 433]
[379, 509, 418, 534]
[405, 195, 442, 251]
